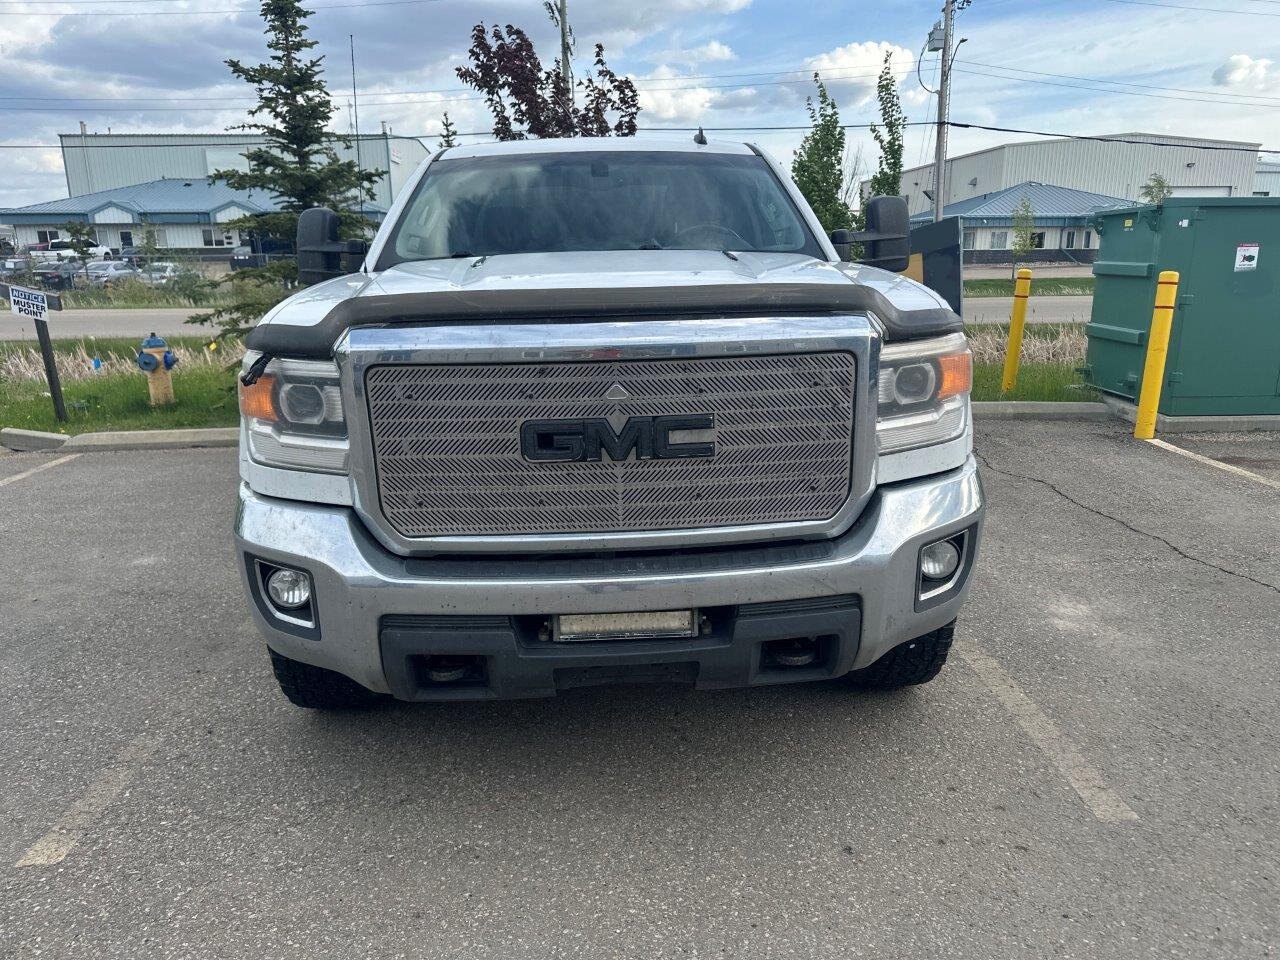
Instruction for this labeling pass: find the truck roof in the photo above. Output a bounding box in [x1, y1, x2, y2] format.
[438, 136, 756, 160]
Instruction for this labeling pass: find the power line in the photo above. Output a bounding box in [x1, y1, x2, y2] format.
[961, 58, 1280, 105]
[954, 64, 1280, 108]
[0, 64, 914, 106]
[1095, 0, 1280, 14]
[0, 123, 1276, 152]
[2, 0, 444, 15]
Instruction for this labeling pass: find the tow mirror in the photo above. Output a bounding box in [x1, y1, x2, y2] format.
[847, 195, 911, 273]
[829, 229, 854, 262]
[297, 207, 369, 287]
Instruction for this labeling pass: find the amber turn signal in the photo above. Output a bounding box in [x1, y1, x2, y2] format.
[238, 373, 279, 422]
[937, 350, 972, 400]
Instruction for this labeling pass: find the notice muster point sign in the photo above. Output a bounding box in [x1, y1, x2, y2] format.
[2, 282, 68, 422]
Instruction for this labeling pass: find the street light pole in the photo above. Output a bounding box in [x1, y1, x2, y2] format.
[558, 0, 573, 110]
[932, 0, 955, 222]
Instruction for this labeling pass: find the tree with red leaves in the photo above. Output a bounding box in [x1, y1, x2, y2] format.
[455, 22, 639, 140]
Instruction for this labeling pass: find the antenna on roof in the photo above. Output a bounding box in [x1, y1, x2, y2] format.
[693, 127, 707, 146]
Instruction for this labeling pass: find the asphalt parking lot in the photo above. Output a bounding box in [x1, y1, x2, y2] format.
[1, 419, 1277, 959]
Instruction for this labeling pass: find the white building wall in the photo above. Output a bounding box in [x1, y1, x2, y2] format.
[1254, 163, 1280, 197]
[12, 221, 238, 251]
[890, 134, 1260, 216]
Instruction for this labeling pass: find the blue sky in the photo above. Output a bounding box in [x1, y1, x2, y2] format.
[2, 0, 1278, 207]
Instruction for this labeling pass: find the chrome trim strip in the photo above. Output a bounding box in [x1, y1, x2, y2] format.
[336, 315, 878, 556]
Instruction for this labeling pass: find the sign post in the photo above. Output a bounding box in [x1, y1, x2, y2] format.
[3, 282, 67, 422]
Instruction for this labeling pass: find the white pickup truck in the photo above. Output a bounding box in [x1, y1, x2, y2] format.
[234, 137, 983, 709]
[29, 238, 113, 262]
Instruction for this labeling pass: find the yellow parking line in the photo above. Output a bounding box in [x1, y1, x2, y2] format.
[1146, 438, 1280, 492]
[15, 733, 163, 868]
[0, 454, 80, 489]
[959, 645, 1140, 825]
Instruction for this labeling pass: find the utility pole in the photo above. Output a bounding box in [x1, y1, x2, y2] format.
[931, 0, 955, 222]
[349, 35, 364, 217]
[557, 0, 573, 110]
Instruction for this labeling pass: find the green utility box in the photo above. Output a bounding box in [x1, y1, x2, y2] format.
[1083, 197, 1280, 416]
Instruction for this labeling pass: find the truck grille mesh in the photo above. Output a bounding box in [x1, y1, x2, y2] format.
[364, 353, 856, 538]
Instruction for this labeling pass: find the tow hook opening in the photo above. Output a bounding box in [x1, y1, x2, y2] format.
[760, 635, 837, 673]
[413, 655, 488, 689]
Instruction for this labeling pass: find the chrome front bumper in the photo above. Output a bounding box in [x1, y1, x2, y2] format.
[234, 456, 984, 699]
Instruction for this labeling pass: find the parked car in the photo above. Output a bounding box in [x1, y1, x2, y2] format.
[1, 255, 32, 278]
[29, 238, 112, 263]
[85, 260, 141, 288]
[32, 261, 81, 290]
[139, 262, 185, 286]
[230, 245, 267, 270]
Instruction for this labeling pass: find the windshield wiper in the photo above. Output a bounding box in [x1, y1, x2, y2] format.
[638, 241, 663, 250]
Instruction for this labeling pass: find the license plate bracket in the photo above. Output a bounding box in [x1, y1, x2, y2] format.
[553, 610, 698, 642]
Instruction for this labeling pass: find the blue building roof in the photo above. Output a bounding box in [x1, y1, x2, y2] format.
[0, 178, 384, 225]
[910, 181, 1130, 226]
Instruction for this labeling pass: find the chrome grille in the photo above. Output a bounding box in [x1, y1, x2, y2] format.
[365, 353, 856, 538]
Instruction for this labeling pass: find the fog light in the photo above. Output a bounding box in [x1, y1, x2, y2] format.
[266, 568, 312, 609]
[920, 539, 961, 581]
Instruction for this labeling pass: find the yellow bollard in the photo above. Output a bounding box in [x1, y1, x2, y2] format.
[1133, 270, 1180, 440]
[1000, 268, 1033, 393]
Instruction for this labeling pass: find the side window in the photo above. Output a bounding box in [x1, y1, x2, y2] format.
[120, 230, 134, 247]
[962, 231, 976, 251]
[1083, 230, 1093, 249]
[988, 230, 1007, 250]
[1030, 231, 1046, 249]
[1065, 230, 1076, 249]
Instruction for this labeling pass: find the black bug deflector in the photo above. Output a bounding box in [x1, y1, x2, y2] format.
[243, 280, 962, 360]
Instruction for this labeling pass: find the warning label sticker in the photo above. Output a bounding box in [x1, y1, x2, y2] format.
[1235, 242, 1260, 272]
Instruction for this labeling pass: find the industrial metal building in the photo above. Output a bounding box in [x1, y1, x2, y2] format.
[0, 178, 386, 256]
[909, 182, 1129, 265]
[1254, 161, 1280, 197]
[58, 131, 430, 213]
[883, 133, 1262, 218]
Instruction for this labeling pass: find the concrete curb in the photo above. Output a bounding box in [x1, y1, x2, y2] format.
[972, 401, 1110, 420]
[0, 428, 69, 452]
[59, 428, 239, 451]
[1100, 396, 1280, 434]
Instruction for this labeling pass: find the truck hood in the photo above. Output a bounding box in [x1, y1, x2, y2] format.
[250, 250, 958, 359]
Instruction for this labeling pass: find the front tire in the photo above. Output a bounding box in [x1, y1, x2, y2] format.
[268, 648, 382, 710]
[849, 621, 955, 690]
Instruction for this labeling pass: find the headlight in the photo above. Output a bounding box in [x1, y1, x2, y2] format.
[877, 334, 972, 454]
[239, 354, 349, 474]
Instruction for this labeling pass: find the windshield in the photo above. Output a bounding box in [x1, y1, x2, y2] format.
[87, 263, 112, 273]
[381, 151, 823, 265]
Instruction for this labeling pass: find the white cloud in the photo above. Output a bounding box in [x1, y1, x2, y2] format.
[804, 40, 915, 107]
[634, 65, 718, 122]
[1212, 54, 1275, 89]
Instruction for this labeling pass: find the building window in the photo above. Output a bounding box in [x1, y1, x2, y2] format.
[1083, 230, 1093, 249]
[988, 231, 1008, 250]
[146, 228, 168, 247]
[119, 230, 134, 248]
[962, 231, 976, 251]
[37, 229, 60, 244]
[1030, 231, 1046, 249]
[1065, 230, 1076, 249]
[202, 229, 232, 247]
[1255, 191, 1271, 197]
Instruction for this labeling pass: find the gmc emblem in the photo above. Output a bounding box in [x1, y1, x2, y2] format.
[520, 414, 715, 462]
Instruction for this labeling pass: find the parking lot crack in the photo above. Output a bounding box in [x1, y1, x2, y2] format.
[976, 453, 1280, 596]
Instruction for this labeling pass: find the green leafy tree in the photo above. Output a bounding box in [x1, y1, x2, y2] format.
[1011, 195, 1036, 272]
[791, 75, 852, 232]
[866, 52, 906, 200]
[197, 0, 384, 333]
[62, 221, 100, 282]
[438, 112, 459, 149]
[1139, 173, 1173, 204]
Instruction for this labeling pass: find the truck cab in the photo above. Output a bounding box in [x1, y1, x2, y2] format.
[233, 137, 983, 708]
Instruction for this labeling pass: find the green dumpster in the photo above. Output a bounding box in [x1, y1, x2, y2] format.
[1083, 197, 1280, 417]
